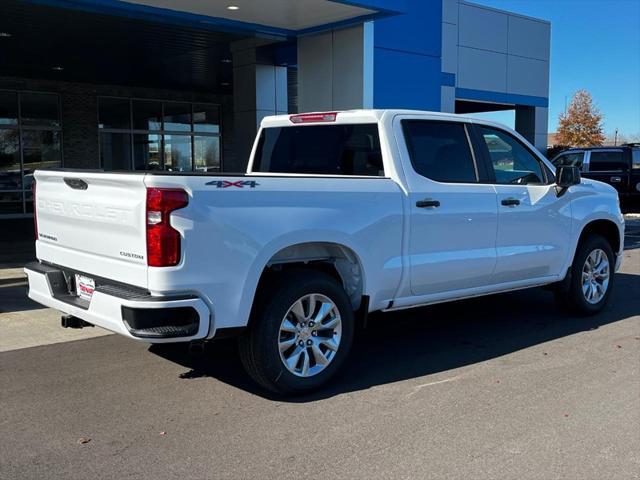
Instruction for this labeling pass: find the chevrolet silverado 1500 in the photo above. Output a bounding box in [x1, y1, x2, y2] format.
[25, 110, 625, 394]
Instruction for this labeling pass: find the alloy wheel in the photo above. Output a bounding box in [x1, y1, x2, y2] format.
[581, 248, 610, 304]
[278, 293, 342, 377]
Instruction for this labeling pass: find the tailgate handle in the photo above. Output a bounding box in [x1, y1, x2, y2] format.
[64, 178, 88, 190]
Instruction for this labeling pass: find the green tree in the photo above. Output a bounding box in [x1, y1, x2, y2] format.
[556, 90, 605, 147]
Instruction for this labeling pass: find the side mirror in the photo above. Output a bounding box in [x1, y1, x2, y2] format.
[556, 165, 581, 188]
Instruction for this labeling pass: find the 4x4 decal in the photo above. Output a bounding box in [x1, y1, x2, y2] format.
[206, 180, 259, 188]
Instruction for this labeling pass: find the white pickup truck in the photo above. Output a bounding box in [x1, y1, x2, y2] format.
[26, 110, 624, 394]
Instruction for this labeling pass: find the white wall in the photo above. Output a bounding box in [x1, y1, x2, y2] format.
[441, 0, 551, 150]
[297, 23, 374, 112]
[442, 0, 551, 98]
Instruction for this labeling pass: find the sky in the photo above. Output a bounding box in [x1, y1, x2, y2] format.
[466, 0, 640, 139]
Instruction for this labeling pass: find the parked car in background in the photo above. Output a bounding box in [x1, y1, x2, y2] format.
[551, 144, 640, 212]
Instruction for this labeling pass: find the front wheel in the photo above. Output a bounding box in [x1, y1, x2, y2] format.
[239, 270, 355, 395]
[554, 234, 615, 315]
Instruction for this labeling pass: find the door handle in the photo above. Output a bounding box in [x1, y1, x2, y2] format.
[416, 198, 441, 208]
[610, 176, 622, 183]
[501, 198, 520, 206]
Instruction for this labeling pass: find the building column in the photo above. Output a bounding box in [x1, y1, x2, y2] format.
[515, 105, 548, 153]
[231, 40, 287, 172]
[297, 23, 373, 112]
[440, 86, 456, 113]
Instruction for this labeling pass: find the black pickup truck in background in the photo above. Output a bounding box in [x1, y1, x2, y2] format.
[551, 144, 640, 212]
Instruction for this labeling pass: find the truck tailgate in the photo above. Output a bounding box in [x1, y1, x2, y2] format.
[34, 170, 148, 288]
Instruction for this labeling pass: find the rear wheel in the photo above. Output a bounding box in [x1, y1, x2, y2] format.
[554, 234, 615, 315]
[239, 270, 354, 395]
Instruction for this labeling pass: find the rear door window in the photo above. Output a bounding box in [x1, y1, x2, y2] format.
[589, 151, 627, 172]
[253, 124, 383, 176]
[401, 120, 478, 183]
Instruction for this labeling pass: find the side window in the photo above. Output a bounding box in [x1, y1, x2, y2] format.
[478, 126, 545, 185]
[553, 152, 585, 171]
[589, 151, 627, 172]
[402, 120, 477, 183]
[632, 148, 640, 170]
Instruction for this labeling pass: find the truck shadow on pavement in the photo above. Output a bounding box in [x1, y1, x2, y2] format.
[150, 272, 640, 402]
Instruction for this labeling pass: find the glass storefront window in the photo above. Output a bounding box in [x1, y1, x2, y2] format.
[99, 97, 221, 172]
[21, 93, 60, 128]
[164, 135, 192, 171]
[193, 104, 220, 134]
[163, 102, 191, 132]
[99, 98, 131, 129]
[0, 91, 62, 216]
[194, 136, 220, 172]
[24, 179, 35, 213]
[100, 132, 132, 170]
[133, 100, 162, 131]
[0, 191, 23, 215]
[0, 129, 21, 190]
[133, 134, 161, 170]
[0, 92, 18, 126]
[22, 130, 62, 173]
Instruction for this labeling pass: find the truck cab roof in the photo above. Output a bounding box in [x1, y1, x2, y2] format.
[259, 109, 508, 130]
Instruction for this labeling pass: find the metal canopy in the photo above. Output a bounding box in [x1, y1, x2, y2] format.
[0, 0, 245, 92]
[128, 0, 379, 32]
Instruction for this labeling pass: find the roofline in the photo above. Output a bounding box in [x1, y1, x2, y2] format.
[559, 146, 629, 151]
[461, 0, 551, 25]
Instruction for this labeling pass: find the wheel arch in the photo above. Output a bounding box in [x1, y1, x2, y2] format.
[577, 219, 622, 255]
[257, 241, 366, 311]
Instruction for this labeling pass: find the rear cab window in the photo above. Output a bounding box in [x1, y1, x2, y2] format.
[253, 124, 384, 176]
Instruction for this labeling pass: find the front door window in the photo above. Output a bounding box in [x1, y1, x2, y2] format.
[478, 126, 545, 184]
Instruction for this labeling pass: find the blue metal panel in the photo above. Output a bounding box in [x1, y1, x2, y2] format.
[373, 1, 442, 57]
[441, 72, 456, 87]
[456, 88, 549, 108]
[373, 48, 441, 110]
[370, 1, 443, 111]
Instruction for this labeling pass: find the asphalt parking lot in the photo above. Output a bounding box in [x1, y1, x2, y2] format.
[1, 220, 639, 480]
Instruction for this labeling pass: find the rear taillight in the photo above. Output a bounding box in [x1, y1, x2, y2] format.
[146, 188, 189, 267]
[32, 180, 38, 241]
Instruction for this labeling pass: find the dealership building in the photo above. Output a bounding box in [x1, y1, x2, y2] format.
[0, 0, 550, 218]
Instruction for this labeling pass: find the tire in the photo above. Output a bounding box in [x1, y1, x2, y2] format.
[554, 234, 615, 315]
[238, 270, 355, 395]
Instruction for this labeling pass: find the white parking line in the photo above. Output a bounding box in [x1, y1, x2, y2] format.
[406, 375, 462, 396]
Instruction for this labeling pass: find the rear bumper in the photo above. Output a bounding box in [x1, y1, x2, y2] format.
[24, 262, 211, 343]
